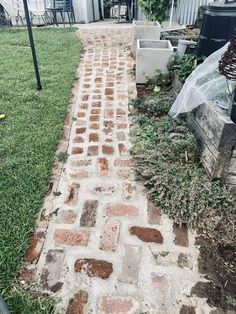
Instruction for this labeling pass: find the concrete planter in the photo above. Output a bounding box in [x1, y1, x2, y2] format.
[136, 40, 173, 84]
[132, 21, 161, 54]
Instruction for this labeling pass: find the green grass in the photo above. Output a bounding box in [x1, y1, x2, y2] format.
[0, 27, 81, 311]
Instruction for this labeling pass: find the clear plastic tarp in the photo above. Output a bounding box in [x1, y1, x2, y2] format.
[169, 43, 236, 118]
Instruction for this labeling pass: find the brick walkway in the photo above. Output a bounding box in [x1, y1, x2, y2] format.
[23, 25, 212, 313]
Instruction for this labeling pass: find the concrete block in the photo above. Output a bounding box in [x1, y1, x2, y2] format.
[136, 40, 173, 84]
[132, 20, 161, 53]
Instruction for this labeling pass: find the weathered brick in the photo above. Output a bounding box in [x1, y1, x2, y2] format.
[173, 225, 189, 247]
[118, 143, 127, 155]
[129, 226, 163, 244]
[25, 232, 45, 263]
[98, 295, 139, 314]
[80, 200, 98, 227]
[82, 95, 89, 101]
[66, 291, 88, 314]
[102, 144, 114, 155]
[98, 158, 109, 176]
[118, 245, 141, 284]
[74, 259, 113, 279]
[100, 220, 120, 251]
[87, 145, 99, 156]
[65, 183, 80, 205]
[90, 123, 100, 129]
[53, 229, 89, 246]
[77, 112, 85, 118]
[76, 127, 86, 134]
[123, 182, 135, 199]
[104, 109, 114, 118]
[70, 169, 91, 179]
[92, 101, 101, 108]
[116, 131, 126, 141]
[71, 159, 92, 167]
[117, 108, 126, 116]
[89, 133, 99, 142]
[60, 210, 76, 224]
[114, 158, 134, 167]
[73, 135, 84, 143]
[151, 273, 171, 309]
[147, 200, 162, 225]
[41, 250, 64, 292]
[116, 169, 131, 179]
[91, 108, 100, 114]
[93, 184, 116, 195]
[106, 204, 138, 217]
[71, 147, 83, 155]
[90, 115, 100, 122]
[76, 120, 86, 126]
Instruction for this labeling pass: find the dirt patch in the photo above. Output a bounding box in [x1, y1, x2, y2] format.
[137, 84, 155, 99]
[192, 211, 236, 311]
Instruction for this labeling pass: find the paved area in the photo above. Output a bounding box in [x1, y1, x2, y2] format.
[22, 25, 213, 314]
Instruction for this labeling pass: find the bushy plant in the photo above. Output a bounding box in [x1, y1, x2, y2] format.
[138, 0, 175, 22]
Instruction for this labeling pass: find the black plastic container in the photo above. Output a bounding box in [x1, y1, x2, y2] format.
[196, 1, 236, 57]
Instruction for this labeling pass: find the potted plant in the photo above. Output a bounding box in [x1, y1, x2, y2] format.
[103, 0, 113, 19]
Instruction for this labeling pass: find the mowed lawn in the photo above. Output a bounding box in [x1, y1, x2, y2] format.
[0, 28, 81, 312]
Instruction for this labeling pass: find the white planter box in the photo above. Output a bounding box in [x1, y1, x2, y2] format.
[136, 40, 173, 84]
[132, 21, 161, 54]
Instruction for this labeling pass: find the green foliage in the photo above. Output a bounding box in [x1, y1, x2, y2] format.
[130, 89, 235, 228]
[138, 0, 176, 22]
[0, 28, 81, 310]
[168, 54, 204, 83]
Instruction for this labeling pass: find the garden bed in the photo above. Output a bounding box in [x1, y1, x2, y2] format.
[131, 79, 236, 311]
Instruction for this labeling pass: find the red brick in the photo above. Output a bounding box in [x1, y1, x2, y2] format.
[147, 200, 162, 225]
[173, 225, 189, 247]
[87, 146, 99, 156]
[98, 295, 138, 314]
[54, 229, 89, 246]
[114, 158, 134, 167]
[65, 183, 80, 205]
[74, 259, 113, 279]
[118, 143, 127, 155]
[41, 250, 64, 292]
[66, 291, 88, 314]
[117, 122, 128, 129]
[102, 145, 114, 155]
[71, 147, 83, 155]
[73, 135, 84, 143]
[70, 169, 91, 179]
[80, 200, 98, 227]
[80, 103, 88, 110]
[90, 115, 100, 122]
[90, 123, 100, 130]
[104, 109, 114, 118]
[91, 108, 100, 114]
[129, 226, 163, 244]
[116, 169, 131, 179]
[106, 204, 138, 217]
[98, 158, 109, 176]
[76, 127, 86, 134]
[25, 232, 45, 263]
[104, 120, 114, 127]
[92, 101, 101, 107]
[89, 133, 99, 142]
[82, 95, 89, 101]
[117, 108, 126, 116]
[76, 120, 86, 126]
[105, 88, 114, 96]
[95, 77, 102, 83]
[61, 210, 76, 224]
[77, 112, 85, 118]
[100, 220, 120, 251]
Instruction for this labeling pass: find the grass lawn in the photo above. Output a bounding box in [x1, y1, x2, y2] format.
[0, 27, 81, 312]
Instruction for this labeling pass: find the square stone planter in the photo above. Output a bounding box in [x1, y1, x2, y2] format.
[132, 20, 161, 54]
[136, 40, 173, 84]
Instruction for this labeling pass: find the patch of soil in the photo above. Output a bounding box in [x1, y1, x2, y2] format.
[192, 212, 236, 311]
[137, 84, 155, 99]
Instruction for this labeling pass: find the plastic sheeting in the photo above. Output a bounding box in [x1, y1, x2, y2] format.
[169, 43, 236, 118]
